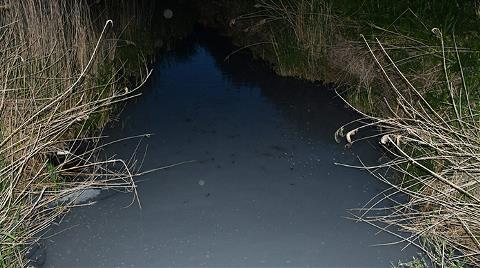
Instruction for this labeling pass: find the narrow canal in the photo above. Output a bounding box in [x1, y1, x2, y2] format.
[43, 29, 417, 267]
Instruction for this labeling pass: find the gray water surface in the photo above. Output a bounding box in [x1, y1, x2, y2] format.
[43, 31, 416, 267]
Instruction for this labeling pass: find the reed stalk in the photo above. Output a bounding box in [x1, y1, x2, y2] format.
[0, 1, 149, 266]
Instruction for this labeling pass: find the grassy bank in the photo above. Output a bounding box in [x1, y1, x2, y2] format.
[199, 0, 480, 266]
[0, 1, 152, 266]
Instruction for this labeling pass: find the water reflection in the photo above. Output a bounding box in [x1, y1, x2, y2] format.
[43, 28, 416, 267]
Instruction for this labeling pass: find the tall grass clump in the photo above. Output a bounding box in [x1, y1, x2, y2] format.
[337, 30, 480, 267]
[246, 0, 336, 80]
[0, 1, 148, 266]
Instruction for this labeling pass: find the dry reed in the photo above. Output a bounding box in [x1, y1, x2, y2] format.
[336, 32, 480, 267]
[0, 1, 150, 266]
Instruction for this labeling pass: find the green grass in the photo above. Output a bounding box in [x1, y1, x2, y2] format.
[328, 0, 480, 114]
[241, 0, 480, 112]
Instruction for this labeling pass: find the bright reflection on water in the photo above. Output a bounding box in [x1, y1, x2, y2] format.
[43, 30, 417, 267]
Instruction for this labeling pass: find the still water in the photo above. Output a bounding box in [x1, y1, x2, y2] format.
[43, 30, 416, 267]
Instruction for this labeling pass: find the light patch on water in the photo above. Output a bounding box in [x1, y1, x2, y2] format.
[58, 189, 101, 205]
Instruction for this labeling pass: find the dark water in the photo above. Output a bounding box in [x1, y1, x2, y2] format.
[43, 30, 416, 267]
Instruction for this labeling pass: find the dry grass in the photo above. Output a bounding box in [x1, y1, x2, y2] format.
[0, 0, 150, 266]
[239, 0, 335, 80]
[336, 31, 480, 267]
